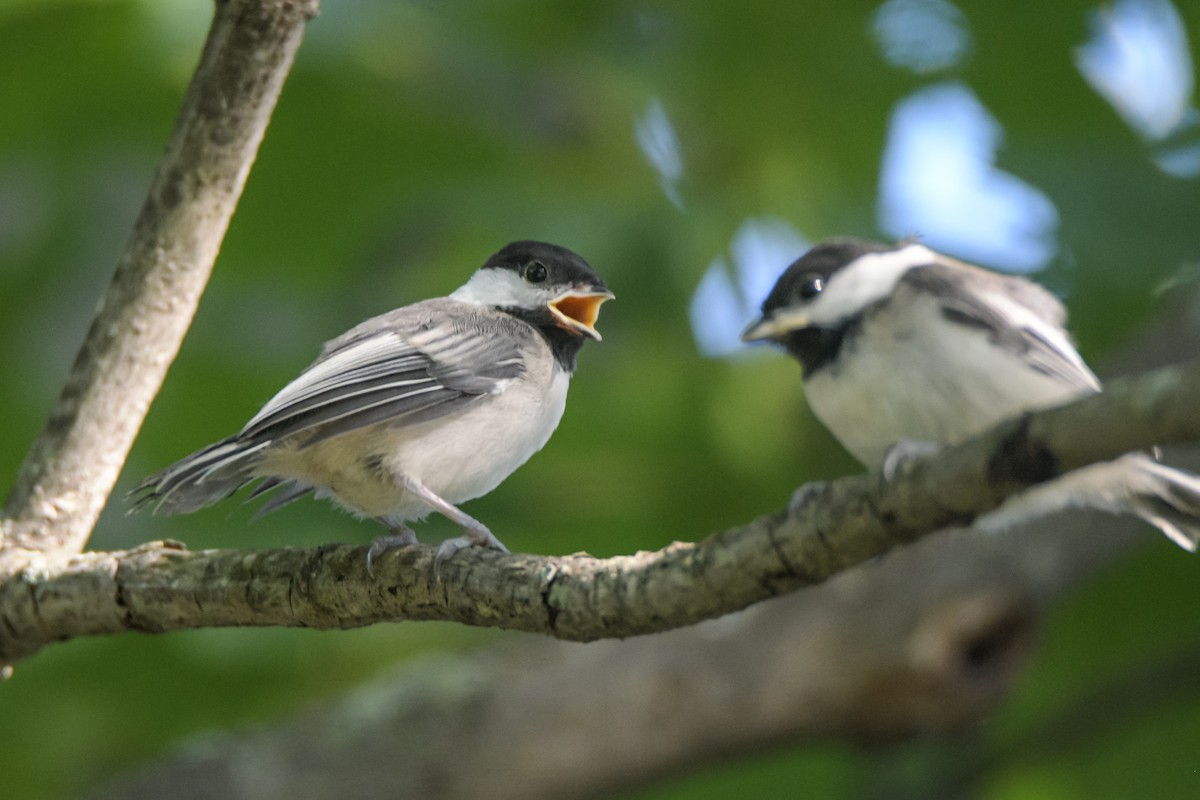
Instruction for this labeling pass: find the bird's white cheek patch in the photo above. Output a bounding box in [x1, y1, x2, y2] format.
[451, 268, 553, 309]
[808, 244, 935, 325]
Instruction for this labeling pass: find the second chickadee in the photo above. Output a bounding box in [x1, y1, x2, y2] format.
[131, 240, 614, 567]
[743, 237, 1200, 550]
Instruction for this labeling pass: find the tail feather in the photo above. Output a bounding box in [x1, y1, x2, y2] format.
[245, 478, 314, 518]
[129, 437, 269, 516]
[977, 453, 1200, 551]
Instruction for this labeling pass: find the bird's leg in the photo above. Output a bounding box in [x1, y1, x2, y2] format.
[398, 475, 511, 566]
[366, 520, 418, 576]
[881, 439, 942, 482]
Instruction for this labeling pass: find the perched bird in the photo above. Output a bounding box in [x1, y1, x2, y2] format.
[131, 241, 614, 568]
[742, 237, 1200, 550]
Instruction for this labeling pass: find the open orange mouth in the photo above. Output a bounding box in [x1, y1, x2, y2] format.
[549, 289, 615, 340]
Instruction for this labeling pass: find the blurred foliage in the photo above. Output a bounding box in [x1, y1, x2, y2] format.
[1, 1, 1199, 798]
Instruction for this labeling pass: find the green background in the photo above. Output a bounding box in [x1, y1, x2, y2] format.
[2, 1, 1199, 797]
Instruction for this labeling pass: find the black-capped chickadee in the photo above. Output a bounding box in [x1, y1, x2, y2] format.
[743, 237, 1200, 550]
[132, 241, 613, 567]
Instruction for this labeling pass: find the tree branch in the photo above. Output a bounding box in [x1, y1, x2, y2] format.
[0, 0, 318, 555]
[88, 512, 1141, 800]
[3, 361, 1198, 668]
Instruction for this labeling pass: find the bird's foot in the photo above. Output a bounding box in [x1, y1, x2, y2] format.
[395, 475, 512, 576]
[366, 524, 418, 576]
[881, 439, 941, 482]
[434, 524, 510, 573]
[788, 481, 831, 516]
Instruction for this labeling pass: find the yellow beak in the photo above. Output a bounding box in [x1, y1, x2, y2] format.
[741, 309, 811, 342]
[549, 289, 615, 340]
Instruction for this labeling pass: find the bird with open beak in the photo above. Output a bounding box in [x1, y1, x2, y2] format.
[131, 240, 614, 569]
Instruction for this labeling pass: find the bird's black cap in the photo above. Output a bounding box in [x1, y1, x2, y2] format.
[759, 237, 891, 317]
[483, 240, 610, 295]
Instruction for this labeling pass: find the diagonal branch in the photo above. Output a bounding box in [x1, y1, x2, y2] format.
[84, 524, 1172, 800]
[0, 0, 319, 555]
[3, 360, 1198, 668]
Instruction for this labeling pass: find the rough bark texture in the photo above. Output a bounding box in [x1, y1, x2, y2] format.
[3, 362, 1199, 668]
[0, 0, 318, 555]
[88, 513, 1145, 800]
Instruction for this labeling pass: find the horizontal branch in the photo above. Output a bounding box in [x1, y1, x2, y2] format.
[95, 518, 1123, 800]
[2, 361, 1199, 668]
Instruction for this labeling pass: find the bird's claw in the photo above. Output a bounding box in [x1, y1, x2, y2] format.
[432, 525, 510, 579]
[366, 527, 418, 576]
[881, 439, 941, 482]
[788, 481, 831, 516]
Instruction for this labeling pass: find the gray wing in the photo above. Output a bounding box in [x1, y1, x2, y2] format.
[902, 259, 1101, 394]
[238, 302, 528, 446]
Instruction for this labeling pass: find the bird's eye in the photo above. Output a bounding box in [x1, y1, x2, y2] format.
[799, 274, 824, 300]
[524, 260, 548, 283]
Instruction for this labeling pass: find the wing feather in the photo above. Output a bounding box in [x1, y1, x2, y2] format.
[237, 302, 528, 446]
[902, 259, 1100, 394]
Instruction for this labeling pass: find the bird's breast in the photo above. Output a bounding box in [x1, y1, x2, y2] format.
[369, 364, 571, 512]
[804, 310, 1085, 468]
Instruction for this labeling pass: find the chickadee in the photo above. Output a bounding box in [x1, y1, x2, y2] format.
[131, 240, 613, 568]
[742, 237, 1200, 550]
